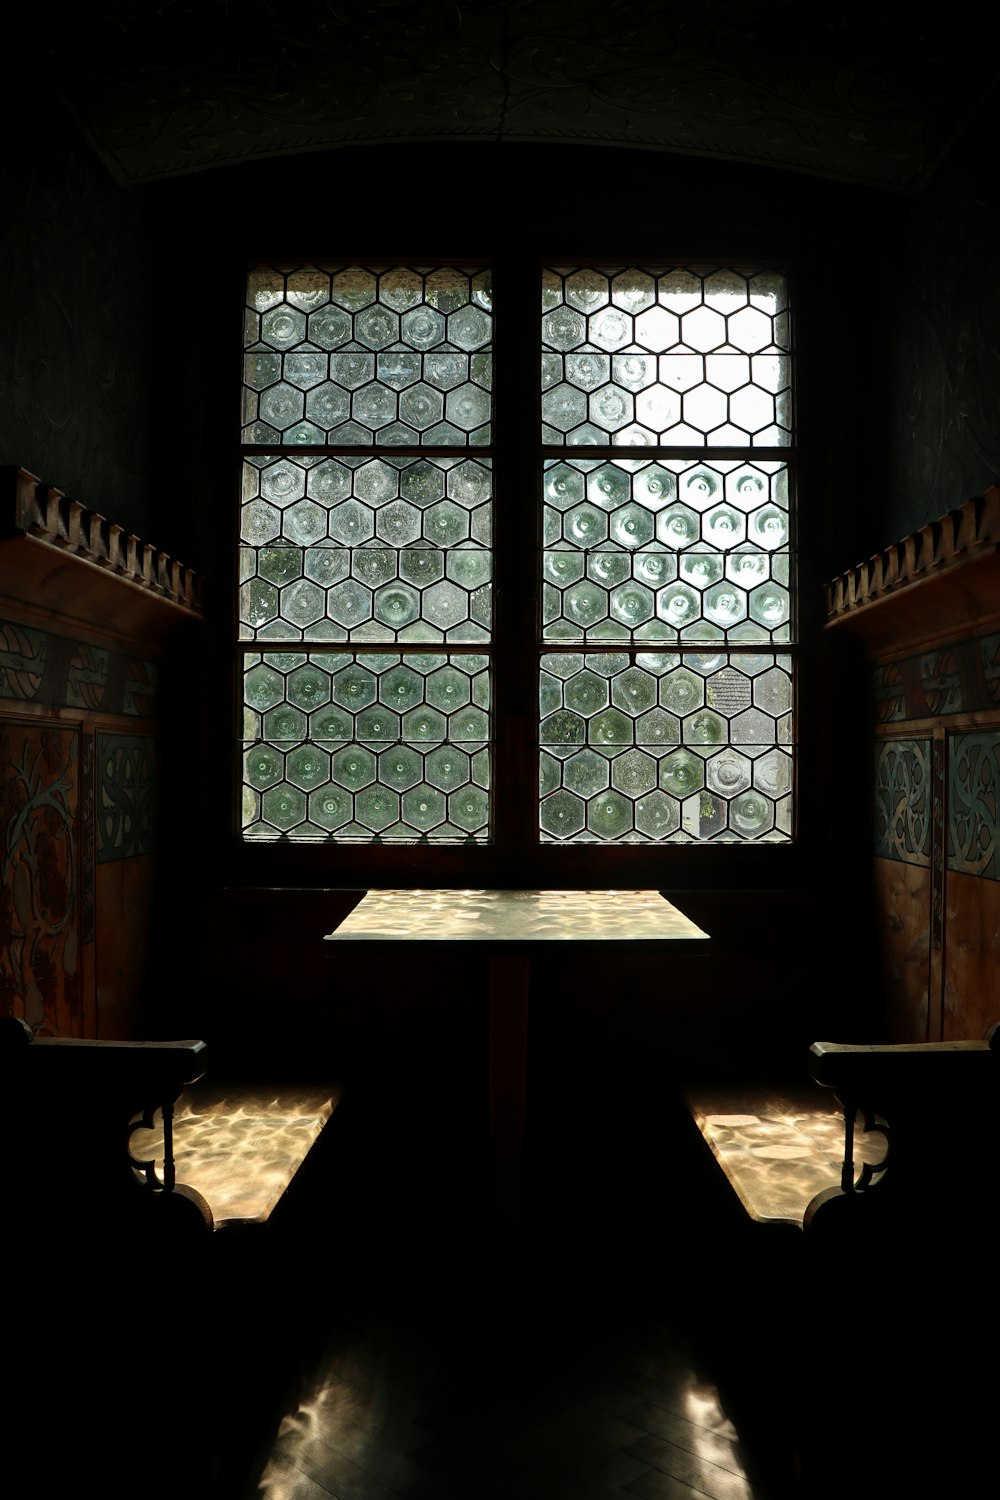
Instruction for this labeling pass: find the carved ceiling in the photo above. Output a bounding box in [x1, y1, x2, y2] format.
[48, 2, 999, 191]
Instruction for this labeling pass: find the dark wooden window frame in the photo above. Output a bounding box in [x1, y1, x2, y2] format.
[231, 251, 805, 892]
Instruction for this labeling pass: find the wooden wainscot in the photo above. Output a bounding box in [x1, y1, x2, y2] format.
[824, 485, 1000, 1044]
[0, 466, 204, 1040]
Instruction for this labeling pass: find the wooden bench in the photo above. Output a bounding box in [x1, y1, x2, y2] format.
[684, 1027, 999, 1498]
[1, 1017, 342, 1498]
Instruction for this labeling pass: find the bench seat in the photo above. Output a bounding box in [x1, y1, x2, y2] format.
[687, 1084, 885, 1227]
[137, 1079, 343, 1229]
[2, 1019, 344, 1498]
[683, 1029, 999, 1498]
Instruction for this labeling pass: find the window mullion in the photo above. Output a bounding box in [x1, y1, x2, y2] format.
[490, 255, 542, 864]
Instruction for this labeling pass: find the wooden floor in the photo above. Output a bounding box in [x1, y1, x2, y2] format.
[214, 1025, 994, 1500]
[239, 1295, 768, 1500]
[229, 1051, 781, 1500]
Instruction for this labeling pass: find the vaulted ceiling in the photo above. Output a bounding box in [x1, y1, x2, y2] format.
[50, 1, 998, 191]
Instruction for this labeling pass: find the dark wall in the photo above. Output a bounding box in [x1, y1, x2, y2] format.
[4, 82, 994, 586]
[0, 85, 168, 551]
[0, 99, 907, 578]
[878, 91, 1000, 552]
[132, 138, 898, 591]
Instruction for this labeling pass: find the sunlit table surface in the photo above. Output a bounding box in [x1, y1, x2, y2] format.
[324, 888, 709, 946]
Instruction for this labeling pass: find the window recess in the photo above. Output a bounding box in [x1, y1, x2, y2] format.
[236, 260, 796, 853]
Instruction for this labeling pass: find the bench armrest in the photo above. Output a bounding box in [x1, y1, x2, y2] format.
[804, 1025, 999, 1219]
[1, 1017, 212, 1234]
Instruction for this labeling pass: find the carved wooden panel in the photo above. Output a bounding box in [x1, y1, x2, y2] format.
[874, 738, 931, 866]
[0, 721, 83, 1035]
[0, 483, 201, 1037]
[870, 631, 1000, 724]
[0, 616, 157, 717]
[948, 731, 1000, 881]
[96, 734, 154, 863]
[870, 727, 1000, 1040]
[830, 502, 1000, 1045]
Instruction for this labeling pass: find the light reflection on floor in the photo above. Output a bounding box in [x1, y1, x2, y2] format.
[245, 1308, 765, 1500]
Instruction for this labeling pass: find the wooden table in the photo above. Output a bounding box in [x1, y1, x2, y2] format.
[324, 889, 709, 1305]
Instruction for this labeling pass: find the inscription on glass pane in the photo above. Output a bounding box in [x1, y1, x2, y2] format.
[541, 267, 791, 447]
[244, 265, 493, 446]
[538, 651, 793, 844]
[243, 651, 491, 843]
[542, 458, 791, 644]
[239, 455, 492, 642]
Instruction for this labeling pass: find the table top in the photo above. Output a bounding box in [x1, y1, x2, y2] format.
[324, 889, 709, 946]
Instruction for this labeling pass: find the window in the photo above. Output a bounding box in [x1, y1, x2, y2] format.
[238, 261, 795, 868]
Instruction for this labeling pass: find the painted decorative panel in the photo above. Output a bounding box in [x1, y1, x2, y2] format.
[919, 648, 963, 717]
[0, 722, 81, 1033]
[872, 661, 906, 724]
[96, 734, 154, 863]
[872, 631, 1000, 723]
[0, 619, 46, 699]
[0, 617, 157, 716]
[81, 733, 95, 944]
[981, 633, 1000, 710]
[874, 738, 931, 866]
[948, 732, 1000, 881]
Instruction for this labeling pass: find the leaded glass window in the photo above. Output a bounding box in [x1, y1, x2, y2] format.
[538, 266, 795, 843]
[237, 260, 795, 850]
[240, 265, 494, 842]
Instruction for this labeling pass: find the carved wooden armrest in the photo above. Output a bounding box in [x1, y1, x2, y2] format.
[0, 1017, 211, 1234]
[804, 1026, 999, 1227]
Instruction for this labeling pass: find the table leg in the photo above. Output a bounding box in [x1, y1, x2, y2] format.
[488, 952, 529, 1311]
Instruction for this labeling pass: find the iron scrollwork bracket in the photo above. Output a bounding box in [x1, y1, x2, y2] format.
[127, 1096, 176, 1193]
[839, 1096, 891, 1194]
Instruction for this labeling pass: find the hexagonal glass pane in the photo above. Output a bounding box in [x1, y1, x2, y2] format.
[402, 784, 447, 831]
[542, 384, 588, 433]
[399, 384, 445, 432]
[353, 382, 397, 429]
[539, 789, 586, 840]
[376, 500, 421, 546]
[565, 353, 610, 392]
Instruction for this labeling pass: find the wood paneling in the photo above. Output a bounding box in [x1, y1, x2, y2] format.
[873, 856, 931, 1040]
[94, 855, 155, 1038]
[0, 475, 202, 1037]
[827, 496, 1000, 1045]
[944, 870, 1000, 1041]
[0, 719, 82, 1035]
